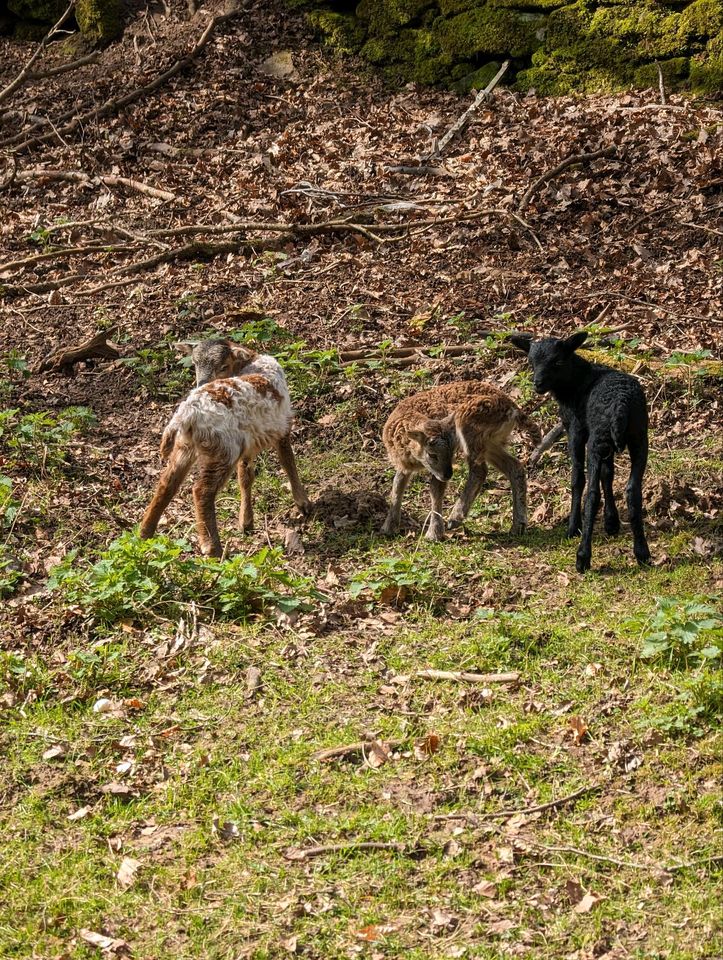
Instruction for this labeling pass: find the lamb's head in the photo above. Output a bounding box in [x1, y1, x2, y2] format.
[510, 331, 588, 395]
[407, 414, 456, 482]
[175, 338, 257, 386]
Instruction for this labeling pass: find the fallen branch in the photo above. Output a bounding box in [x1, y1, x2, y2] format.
[680, 221, 723, 238]
[428, 61, 509, 160]
[26, 50, 100, 80]
[7, 168, 177, 202]
[416, 669, 520, 685]
[432, 784, 599, 822]
[313, 738, 405, 763]
[35, 328, 120, 373]
[0, 244, 136, 276]
[656, 62, 667, 106]
[0, 1, 76, 108]
[286, 841, 406, 860]
[5, 4, 240, 151]
[518, 146, 618, 214]
[338, 343, 493, 363]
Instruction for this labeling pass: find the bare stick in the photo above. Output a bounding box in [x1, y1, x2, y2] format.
[286, 841, 406, 860]
[518, 147, 618, 213]
[656, 62, 667, 106]
[0, 1, 76, 107]
[533, 845, 723, 873]
[313, 738, 405, 763]
[416, 669, 519, 684]
[0, 244, 135, 275]
[9, 168, 177, 202]
[26, 50, 99, 80]
[428, 61, 509, 160]
[6, 5, 239, 152]
[680, 221, 723, 238]
[432, 784, 599, 822]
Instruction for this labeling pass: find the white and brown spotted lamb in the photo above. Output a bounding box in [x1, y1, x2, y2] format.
[140, 339, 310, 557]
[381, 381, 540, 541]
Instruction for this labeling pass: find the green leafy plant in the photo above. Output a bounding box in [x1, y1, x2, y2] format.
[634, 597, 722, 668]
[349, 555, 438, 606]
[649, 671, 723, 738]
[0, 407, 95, 473]
[121, 341, 192, 399]
[0, 475, 18, 531]
[48, 533, 323, 626]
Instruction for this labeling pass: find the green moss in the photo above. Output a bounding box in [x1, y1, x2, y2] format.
[357, 0, 437, 36]
[678, 0, 723, 40]
[689, 30, 723, 88]
[544, 4, 593, 49]
[307, 10, 367, 53]
[75, 0, 122, 45]
[454, 59, 503, 90]
[590, 5, 682, 60]
[12, 18, 49, 38]
[633, 55, 690, 85]
[439, 7, 545, 58]
[7, 0, 65, 21]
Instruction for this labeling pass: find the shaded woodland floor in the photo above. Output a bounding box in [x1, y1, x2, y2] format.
[0, 2, 721, 958]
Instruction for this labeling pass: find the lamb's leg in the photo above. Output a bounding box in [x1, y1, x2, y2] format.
[567, 427, 586, 537]
[382, 469, 411, 536]
[274, 433, 311, 516]
[627, 439, 651, 566]
[426, 476, 447, 541]
[487, 446, 527, 535]
[600, 455, 620, 535]
[576, 448, 602, 573]
[139, 444, 195, 539]
[237, 459, 256, 534]
[448, 461, 488, 528]
[192, 457, 235, 558]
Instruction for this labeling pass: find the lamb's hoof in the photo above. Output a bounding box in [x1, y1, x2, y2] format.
[296, 498, 312, 517]
[381, 523, 396, 538]
[240, 522, 254, 535]
[447, 517, 463, 530]
[425, 527, 445, 542]
[202, 544, 223, 559]
[635, 544, 652, 566]
[510, 521, 527, 536]
[576, 549, 592, 574]
[567, 522, 582, 538]
[604, 514, 621, 536]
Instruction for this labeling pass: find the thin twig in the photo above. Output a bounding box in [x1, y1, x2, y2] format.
[656, 62, 667, 106]
[0, 1, 76, 107]
[5, 5, 240, 151]
[533, 845, 723, 873]
[26, 51, 99, 80]
[432, 784, 599, 822]
[518, 146, 618, 214]
[286, 841, 406, 860]
[312, 739, 405, 763]
[428, 61, 509, 160]
[416, 669, 520, 684]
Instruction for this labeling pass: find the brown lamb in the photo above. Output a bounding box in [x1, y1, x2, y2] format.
[381, 381, 541, 541]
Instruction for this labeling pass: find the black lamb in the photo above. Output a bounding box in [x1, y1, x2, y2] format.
[510, 331, 651, 573]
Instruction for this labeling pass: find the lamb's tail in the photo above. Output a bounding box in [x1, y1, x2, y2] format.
[514, 408, 542, 447]
[610, 398, 629, 453]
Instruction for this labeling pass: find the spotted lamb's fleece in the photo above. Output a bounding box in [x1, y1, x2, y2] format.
[140, 342, 309, 557]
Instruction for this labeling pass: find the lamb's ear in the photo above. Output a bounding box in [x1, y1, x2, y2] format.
[408, 422, 431, 445]
[230, 345, 254, 364]
[563, 331, 588, 352]
[439, 413, 456, 432]
[173, 341, 194, 356]
[509, 334, 532, 354]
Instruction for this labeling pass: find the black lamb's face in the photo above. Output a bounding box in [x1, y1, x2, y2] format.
[510, 332, 588, 394]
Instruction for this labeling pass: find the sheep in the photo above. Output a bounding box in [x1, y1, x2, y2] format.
[139, 339, 310, 556]
[510, 331, 651, 573]
[381, 381, 541, 541]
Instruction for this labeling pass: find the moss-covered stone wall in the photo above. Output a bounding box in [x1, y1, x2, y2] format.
[0, 0, 123, 44]
[300, 0, 723, 93]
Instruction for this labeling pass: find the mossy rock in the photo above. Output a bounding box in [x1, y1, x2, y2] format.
[13, 18, 50, 38]
[689, 29, 723, 87]
[357, 0, 437, 36]
[633, 54, 690, 84]
[7, 0, 66, 21]
[678, 0, 723, 40]
[454, 58, 503, 90]
[307, 10, 367, 53]
[75, 0, 123, 45]
[438, 7, 545, 58]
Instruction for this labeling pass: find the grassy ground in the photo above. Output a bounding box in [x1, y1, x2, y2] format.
[0, 341, 721, 959]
